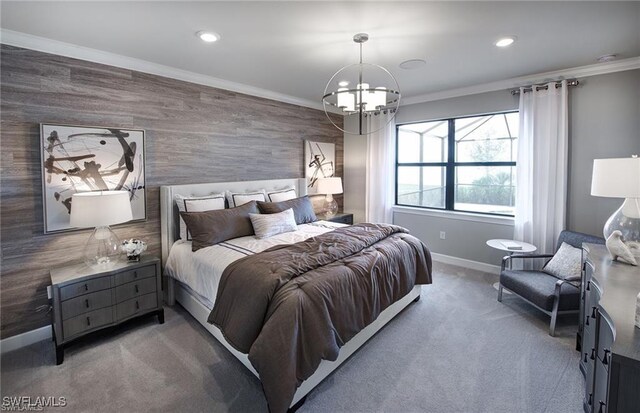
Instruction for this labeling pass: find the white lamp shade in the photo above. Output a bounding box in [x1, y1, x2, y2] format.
[591, 157, 640, 198]
[317, 177, 343, 195]
[70, 191, 133, 228]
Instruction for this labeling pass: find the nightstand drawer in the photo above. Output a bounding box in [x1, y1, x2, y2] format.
[62, 307, 113, 339]
[116, 293, 157, 320]
[114, 264, 156, 286]
[115, 277, 156, 303]
[59, 276, 112, 301]
[61, 289, 113, 320]
[331, 215, 353, 224]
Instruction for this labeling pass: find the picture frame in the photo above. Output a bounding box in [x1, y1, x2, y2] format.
[304, 140, 335, 194]
[40, 123, 147, 234]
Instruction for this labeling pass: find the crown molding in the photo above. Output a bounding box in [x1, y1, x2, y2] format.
[401, 56, 640, 106]
[0, 29, 338, 113]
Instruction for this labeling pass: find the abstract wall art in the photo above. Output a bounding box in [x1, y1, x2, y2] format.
[40, 124, 146, 233]
[304, 140, 335, 194]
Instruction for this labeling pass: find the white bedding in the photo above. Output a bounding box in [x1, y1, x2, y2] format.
[164, 221, 345, 308]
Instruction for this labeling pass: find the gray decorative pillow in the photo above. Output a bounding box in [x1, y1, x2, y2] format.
[180, 201, 259, 251]
[249, 208, 297, 239]
[543, 242, 582, 280]
[175, 193, 226, 240]
[257, 196, 317, 225]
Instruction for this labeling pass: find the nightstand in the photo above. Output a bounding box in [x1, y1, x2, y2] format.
[316, 212, 354, 225]
[50, 256, 163, 365]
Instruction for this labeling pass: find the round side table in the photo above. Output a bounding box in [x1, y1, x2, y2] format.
[487, 239, 537, 293]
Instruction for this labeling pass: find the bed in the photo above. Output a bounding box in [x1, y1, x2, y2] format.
[160, 178, 432, 411]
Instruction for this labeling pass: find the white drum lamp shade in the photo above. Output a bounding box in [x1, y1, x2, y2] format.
[590, 156, 640, 244]
[316, 177, 343, 195]
[70, 191, 133, 267]
[317, 177, 343, 217]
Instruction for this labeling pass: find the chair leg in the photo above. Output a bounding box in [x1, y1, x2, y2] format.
[550, 297, 560, 337]
[497, 283, 503, 302]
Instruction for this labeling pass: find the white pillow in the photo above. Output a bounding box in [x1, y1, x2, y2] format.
[267, 187, 297, 202]
[249, 208, 297, 239]
[226, 190, 266, 208]
[543, 242, 582, 280]
[175, 194, 225, 240]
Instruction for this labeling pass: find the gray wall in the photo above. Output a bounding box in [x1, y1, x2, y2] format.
[346, 69, 640, 265]
[0, 45, 343, 339]
[567, 70, 640, 236]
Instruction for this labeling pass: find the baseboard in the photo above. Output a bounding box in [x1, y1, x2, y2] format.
[0, 326, 52, 354]
[431, 252, 501, 275]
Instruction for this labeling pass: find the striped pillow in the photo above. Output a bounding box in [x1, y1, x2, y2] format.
[249, 208, 297, 239]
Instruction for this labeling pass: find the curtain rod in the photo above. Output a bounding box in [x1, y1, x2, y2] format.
[510, 79, 579, 95]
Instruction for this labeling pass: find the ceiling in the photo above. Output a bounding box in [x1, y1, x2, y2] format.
[1, 1, 639, 107]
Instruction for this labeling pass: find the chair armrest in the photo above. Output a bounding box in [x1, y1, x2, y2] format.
[501, 254, 555, 271]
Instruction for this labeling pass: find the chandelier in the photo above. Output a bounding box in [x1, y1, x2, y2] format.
[322, 33, 401, 135]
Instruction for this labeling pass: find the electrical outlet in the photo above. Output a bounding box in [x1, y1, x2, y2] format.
[439, 231, 446, 240]
[47, 285, 52, 299]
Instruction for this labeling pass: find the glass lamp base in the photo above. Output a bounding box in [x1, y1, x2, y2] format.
[324, 195, 339, 217]
[603, 198, 640, 244]
[84, 226, 122, 268]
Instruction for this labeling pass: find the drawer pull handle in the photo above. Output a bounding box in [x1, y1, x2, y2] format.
[135, 301, 140, 310]
[85, 299, 89, 308]
[585, 316, 589, 326]
[134, 271, 138, 278]
[588, 393, 592, 406]
[583, 353, 588, 363]
[598, 401, 605, 413]
[603, 349, 610, 365]
[84, 283, 89, 291]
[86, 317, 91, 326]
[590, 348, 596, 360]
[135, 285, 139, 293]
[591, 306, 597, 318]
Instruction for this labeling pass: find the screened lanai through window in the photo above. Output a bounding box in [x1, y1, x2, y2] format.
[396, 112, 518, 216]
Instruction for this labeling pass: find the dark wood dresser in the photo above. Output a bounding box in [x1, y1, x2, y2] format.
[50, 256, 164, 364]
[579, 244, 640, 413]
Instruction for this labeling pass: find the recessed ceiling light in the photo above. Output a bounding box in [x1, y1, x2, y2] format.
[399, 59, 426, 70]
[196, 31, 221, 43]
[495, 36, 516, 48]
[597, 54, 618, 63]
[338, 80, 350, 87]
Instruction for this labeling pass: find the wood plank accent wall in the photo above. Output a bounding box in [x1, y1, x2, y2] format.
[0, 45, 344, 339]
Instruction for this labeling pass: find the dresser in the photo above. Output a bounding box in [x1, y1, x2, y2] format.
[579, 244, 640, 413]
[50, 257, 164, 364]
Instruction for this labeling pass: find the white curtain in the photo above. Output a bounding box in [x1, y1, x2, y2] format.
[514, 80, 569, 254]
[365, 113, 396, 223]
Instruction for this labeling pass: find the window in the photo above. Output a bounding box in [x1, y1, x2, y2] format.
[396, 111, 518, 216]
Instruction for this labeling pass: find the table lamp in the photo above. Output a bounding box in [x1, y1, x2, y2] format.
[590, 156, 640, 244]
[317, 177, 343, 217]
[70, 190, 133, 268]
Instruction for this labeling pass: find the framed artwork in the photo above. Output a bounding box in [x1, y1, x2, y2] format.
[304, 140, 335, 194]
[40, 124, 146, 234]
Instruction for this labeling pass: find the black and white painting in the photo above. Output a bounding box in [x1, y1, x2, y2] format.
[40, 124, 146, 233]
[304, 140, 335, 194]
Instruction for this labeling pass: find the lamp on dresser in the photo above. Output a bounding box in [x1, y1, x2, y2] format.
[591, 156, 640, 263]
[70, 190, 133, 268]
[316, 177, 343, 217]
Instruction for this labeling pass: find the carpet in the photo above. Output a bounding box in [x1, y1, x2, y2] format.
[0, 262, 583, 412]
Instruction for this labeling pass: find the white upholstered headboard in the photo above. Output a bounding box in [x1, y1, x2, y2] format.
[160, 178, 307, 266]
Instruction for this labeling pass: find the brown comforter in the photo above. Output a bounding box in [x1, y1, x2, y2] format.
[208, 223, 432, 412]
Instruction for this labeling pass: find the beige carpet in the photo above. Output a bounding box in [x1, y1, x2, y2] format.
[1, 262, 583, 412]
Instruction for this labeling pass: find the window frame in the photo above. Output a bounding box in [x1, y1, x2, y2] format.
[395, 110, 518, 217]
